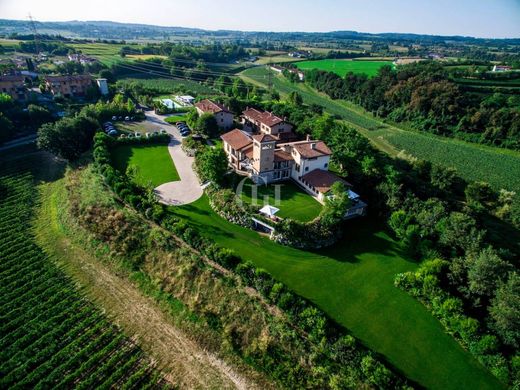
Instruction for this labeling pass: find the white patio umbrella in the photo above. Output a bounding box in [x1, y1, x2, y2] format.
[259, 205, 280, 217]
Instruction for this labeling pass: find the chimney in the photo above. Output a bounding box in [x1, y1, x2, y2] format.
[306, 134, 311, 141]
[311, 143, 316, 150]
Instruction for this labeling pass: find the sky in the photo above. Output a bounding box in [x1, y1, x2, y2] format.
[1, 0, 519, 38]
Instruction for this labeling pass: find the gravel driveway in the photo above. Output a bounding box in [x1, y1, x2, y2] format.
[145, 112, 203, 206]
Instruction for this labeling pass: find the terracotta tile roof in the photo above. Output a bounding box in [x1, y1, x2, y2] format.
[195, 99, 230, 114]
[274, 150, 293, 162]
[220, 129, 252, 150]
[291, 140, 331, 159]
[242, 107, 285, 127]
[45, 74, 93, 83]
[252, 133, 277, 143]
[301, 170, 351, 194]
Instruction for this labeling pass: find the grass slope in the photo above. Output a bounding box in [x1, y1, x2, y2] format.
[296, 59, 394, 77]
[111, 144, 179, 187]
[239, 181, 322, 222]
[241, 67, 520, 199]
[168, 195, 501, 390]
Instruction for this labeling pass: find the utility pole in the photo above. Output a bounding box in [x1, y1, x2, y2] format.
[27, 13, 41, 57]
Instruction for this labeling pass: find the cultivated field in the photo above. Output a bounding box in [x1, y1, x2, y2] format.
[296, 59, 394, 77]
[0, 149, 163, 389]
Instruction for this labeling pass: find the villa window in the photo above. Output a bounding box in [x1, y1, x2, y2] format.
[305, 166, 309, 172]
[324, 163, 328, 168]
[295, 163, 300, 172]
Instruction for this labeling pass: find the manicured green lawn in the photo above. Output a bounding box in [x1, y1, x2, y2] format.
[165, 114, 188, 124]
[111, 144, 179, 187]
[169, 195, 502, 390]
[296, 59, 394, 77]
[239, 181, 321, 222]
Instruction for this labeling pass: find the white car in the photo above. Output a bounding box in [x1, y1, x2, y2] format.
[134, 132, 142, 138]
[159, 129, 167, 134]
[112, 116, 117, 121]
[125, 116, 130, 121]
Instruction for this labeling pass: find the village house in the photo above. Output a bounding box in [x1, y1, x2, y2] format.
[195, 99, 234, 130]
[44, 74, 93, 98]
[0, 75, 27, 101]
[241, 107, 297, 142]
[492, 65, 512, 72]
[67, 54, 97, 65]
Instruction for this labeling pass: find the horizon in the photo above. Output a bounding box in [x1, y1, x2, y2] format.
[0, 0, 519, 39]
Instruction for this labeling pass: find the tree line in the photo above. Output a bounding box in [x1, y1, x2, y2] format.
[304, 61, 520, 149]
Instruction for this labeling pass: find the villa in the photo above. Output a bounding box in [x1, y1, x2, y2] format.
[221, 110, 367, 216]
[195, 99, 234, 130]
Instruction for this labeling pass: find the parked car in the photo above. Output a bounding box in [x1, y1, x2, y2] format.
[119, 134, 127, 139]
[145, 132, 152, 138]
[108, 130, 118, 136]
[134, 132, 142, 138]
[127, 133, 134, 138]
[125, 116, 130, 121]
[176, 121, 186, 126]
[112, 116, 117, 121]
[159, 129, 167, 134]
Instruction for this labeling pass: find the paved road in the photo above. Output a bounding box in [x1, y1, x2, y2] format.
[145, 112, 203, 206]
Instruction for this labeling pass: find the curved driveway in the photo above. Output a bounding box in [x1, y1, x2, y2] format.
[146, 112, 203, 206]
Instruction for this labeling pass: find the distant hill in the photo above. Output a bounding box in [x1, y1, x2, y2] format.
[0, 18, 518, 44]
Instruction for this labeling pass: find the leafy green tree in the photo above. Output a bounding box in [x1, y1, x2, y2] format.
[465, 181, 495, 206]
[37, 115, 98, 160]
[466, 247, 512, 302]
[436, 212, 484, 255]
[287, 91, 303, 105]
[270, 90, 280, 101]
[388, 210, 410, 239]
[185, 109, 199, 128]
[320, 182, 350, 227]
[430, 165, 456, 191]
[195, 112, 219, 138]
[231, 78, 248, 98]
[126, 99, 136, 113]
[99, 69, 115, 84]
[194, 147, 228, 185]
[490, 272, 520, 347]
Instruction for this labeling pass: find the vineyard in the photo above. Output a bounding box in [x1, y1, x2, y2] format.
[0, 152, 166, 389]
